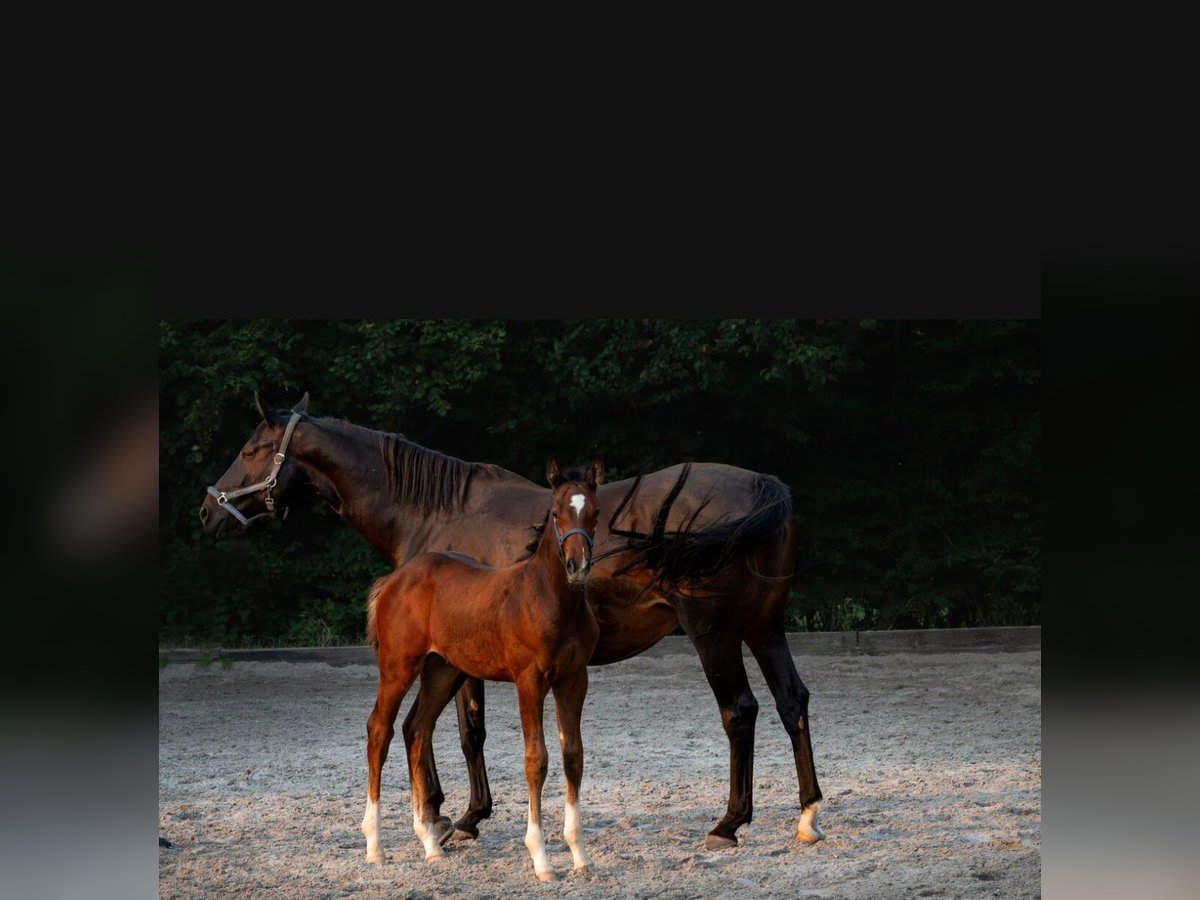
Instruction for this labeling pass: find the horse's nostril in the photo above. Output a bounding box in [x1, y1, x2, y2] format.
[199, 506, 209, 523]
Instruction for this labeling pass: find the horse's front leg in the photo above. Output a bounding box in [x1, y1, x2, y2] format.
[552, 668, 592, 873]
[450, 676, 494, 840]
[516, 675, 554, 882]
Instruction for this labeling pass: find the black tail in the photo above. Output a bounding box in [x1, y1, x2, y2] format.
[604, 464, 794, 593]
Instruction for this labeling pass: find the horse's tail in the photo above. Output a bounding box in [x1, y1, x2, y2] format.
[365, 574, 389, 653]
[609, 465, 795, 593]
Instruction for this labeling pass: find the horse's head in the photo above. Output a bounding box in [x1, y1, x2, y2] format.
[545, 457, 603, 588]
[198, 391, 310, 538]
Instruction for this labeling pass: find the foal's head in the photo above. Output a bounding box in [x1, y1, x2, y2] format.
[545, 458, 603, 588]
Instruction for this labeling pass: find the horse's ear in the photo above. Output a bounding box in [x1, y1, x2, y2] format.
[545, 457, 562, 488]
[587, 458, 604, 488]
[292, 391, 310, 414]
[255, 391, 270, 421]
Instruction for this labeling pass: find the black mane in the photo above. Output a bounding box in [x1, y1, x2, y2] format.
[378, 431, 498, 515]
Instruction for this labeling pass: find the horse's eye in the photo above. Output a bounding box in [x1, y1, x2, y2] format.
[241, 447, 256, 459]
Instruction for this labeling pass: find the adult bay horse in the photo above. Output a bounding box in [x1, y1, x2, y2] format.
[364, 460, 602, 879]
[198, 393, 825, 849]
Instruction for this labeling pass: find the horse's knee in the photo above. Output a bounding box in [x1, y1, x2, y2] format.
[561, 746, 583, 778]
[723, 692, 759, 737]
[525, 743, 549, 779]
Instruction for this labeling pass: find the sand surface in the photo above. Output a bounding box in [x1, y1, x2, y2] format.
[159, 644, 1040, 898]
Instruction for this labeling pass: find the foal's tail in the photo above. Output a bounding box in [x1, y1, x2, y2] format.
[608, 465, 795, 593]
[364, 574, 389, 652]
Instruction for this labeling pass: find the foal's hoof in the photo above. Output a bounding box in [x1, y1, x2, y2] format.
[796, 804, 826, 844]
[365, 850, 383, 864]
[704, 833, 738, 851]
[433, 816, 455, 846]
[536, 869, 558, 882]
[451, 821, 480, 842]
[425, 850, 446, 864]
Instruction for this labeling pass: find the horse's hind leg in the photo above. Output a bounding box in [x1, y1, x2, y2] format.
[449, 676, 494, 841]
[683, 622, 759, 850]
[745, 628, 826, 843]
[363, 655, 421, 863]
[400, 662, 460, 844]
[404, 654, 467, 861]
[552, 668, 592, 872]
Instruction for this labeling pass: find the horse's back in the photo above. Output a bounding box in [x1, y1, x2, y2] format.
[600, 462, 775, 539]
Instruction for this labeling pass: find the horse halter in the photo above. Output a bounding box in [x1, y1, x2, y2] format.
[548, 507, 595, 560]
[206, 411, 302, 527]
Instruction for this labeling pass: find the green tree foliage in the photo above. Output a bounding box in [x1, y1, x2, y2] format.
[159, 319, 1039, 645]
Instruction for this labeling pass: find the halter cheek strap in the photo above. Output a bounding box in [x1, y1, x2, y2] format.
[206, 411, 302, 527]
[549, 512, 594, 554]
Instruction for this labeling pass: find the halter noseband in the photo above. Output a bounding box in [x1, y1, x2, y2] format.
[206, 411, 302, 527]
[548, 508, 594, 558]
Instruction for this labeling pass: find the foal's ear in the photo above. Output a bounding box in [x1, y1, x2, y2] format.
[546, 457, 562, 487]
[292, 391, 310, 414]
[587, 458, 604, 488]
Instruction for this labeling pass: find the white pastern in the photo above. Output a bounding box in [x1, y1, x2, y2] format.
[524, 801, 553, 879]
[796, 802, 826, 843]
[362, 798, 381, 862]
[564, 797, 592, 870]
[415, 812, 444, 860]
[569, 493, 586, 515]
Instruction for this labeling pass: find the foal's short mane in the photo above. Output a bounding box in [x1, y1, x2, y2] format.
[376, 430, 500, 515]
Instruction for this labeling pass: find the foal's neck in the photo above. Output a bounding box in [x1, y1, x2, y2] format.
[530, 516, 576, 597]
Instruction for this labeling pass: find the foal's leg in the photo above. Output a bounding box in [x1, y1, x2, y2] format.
[449, 676, 494, 840]
[404, 655, 467, 861]
[746, 629, 826, 843]
[683, 623, 759, 850]
[516, 675, 555, 882]
[363, 655, 421, 863]
[552, 669, 592, 873]
[400, 662, 456, 844]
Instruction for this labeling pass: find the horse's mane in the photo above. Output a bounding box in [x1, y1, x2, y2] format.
[377, 430, 500, 515]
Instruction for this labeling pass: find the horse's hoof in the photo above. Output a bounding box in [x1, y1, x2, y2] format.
[425, 849, 446, 863]
[536, 869, 558, 882]
[451, 822, 480, 842]
[796, 804, 826, 844]
[365, 850, 383, 864]
[704, 833, 738, 851]
[574, 864, 592, 876]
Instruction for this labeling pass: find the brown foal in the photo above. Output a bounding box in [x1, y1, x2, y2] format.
[361, 459, 602, 881]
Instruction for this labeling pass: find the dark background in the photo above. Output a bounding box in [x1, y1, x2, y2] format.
[159, 318, 1040, 647]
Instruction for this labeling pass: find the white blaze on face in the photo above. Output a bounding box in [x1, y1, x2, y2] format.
[569, 493, 586, 516]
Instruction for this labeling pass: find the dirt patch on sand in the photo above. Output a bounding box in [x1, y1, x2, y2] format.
[159, 645, 1040, 898]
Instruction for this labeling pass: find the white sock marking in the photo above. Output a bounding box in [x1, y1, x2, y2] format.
[525, 800, 551, 877]
[564, 796, 591, 870]
[362, 798, 381, 860]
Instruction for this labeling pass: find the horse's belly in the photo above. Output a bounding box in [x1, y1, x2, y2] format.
[585, 579, 679, 665]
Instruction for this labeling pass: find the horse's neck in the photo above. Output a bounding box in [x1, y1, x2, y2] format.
[527, 524, 574, 604]
[290, 420, 399, 559]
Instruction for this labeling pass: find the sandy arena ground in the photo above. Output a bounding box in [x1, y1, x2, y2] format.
[159, 642, 1041, 898]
